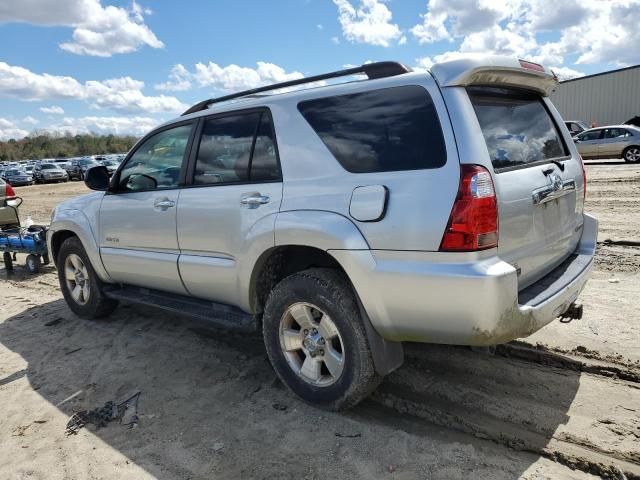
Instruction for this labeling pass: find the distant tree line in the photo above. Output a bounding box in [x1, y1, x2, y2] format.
[0, 131, 139, 161]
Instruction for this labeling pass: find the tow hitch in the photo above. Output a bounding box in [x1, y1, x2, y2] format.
[559, 302, 583, 323]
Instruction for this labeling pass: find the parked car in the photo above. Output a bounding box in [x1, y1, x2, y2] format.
[34, 163, 69, 183]
[0, 178, 20, 228]
[565, 120, 588, 136]
[48, 57, 596, 410]
[1, 168, 33, 186]
[66, 157, 100, 180]
[573, 125, 640, 162]
[99, 159, 119, 176]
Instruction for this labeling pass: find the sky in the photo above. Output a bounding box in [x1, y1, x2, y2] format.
[0, 0, 638, 141]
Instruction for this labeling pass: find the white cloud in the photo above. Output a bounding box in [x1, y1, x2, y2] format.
[333, 0, 402, 47]
[316, 24, 324, 30]
[22, 116, 39, 125]
[549, 66, 585, 81]
[0, 0, 163, 57]
[154, 64, 192, 92]
[0, 62, 187, 114]
[0, 118, 29, 140]
[412, 0, 502, 44]
[47, 116, 160, 136]
[413, 57, 434, 72]
[411, 0, 640, 68]
[331, 36, 340, 44]
[40, 105, 64, 114]
[158, 62, 304, 93]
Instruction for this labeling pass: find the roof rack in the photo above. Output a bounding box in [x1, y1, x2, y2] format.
[181, 61, 412, 116]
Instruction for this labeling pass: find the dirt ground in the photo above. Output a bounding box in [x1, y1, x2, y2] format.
[1, 162, 638, 479]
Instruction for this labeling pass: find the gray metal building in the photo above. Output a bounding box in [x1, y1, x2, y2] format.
[550, 65, 640, 127]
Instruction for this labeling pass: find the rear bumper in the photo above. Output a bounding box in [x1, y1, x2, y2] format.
[330, 213, 598, 346]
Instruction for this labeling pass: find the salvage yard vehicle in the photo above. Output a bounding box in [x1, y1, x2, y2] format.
[48, 56, 597, 410]
[34, 163, 69, 183]
[66, 157, 99, 180]
[573, 125, 640, 162]
[1, 168, 33, 186]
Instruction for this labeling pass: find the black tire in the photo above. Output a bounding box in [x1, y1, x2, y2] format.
[3, 252, 13, 272]
[623, 146, 640, 163]
[26, 254, 40, 274]
[263, 268, 381, 410]
[57, 236, 117, 319]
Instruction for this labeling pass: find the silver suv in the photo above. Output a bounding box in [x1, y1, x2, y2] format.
[48, 57, 597, 409]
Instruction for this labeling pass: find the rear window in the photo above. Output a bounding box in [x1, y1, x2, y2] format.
[298, 85, 446, 173]
[468, 87, 568, 171]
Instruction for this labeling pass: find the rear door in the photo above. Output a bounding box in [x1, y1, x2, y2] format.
[99, 122, 195, 294]
[176, 109, 282, 307]
[599, 128, 632, 157]
[468, 87, 585, 288]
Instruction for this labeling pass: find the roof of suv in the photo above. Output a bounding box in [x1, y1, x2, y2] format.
[169, 56, 557, 129]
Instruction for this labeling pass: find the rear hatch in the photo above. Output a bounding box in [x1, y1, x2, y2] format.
[468, 86, 585, 289]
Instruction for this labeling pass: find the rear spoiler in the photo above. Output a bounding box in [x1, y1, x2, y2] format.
[430, 56, 558, 96]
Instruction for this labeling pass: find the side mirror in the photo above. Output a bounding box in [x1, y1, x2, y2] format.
[84, 165, 110, 191]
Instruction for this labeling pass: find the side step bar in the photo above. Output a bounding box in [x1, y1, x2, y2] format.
[103, 285, 257, 332]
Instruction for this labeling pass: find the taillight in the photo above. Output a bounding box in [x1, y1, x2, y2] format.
[518, 59, 545, 72]
[5, 183, 16, 200]
[440, 165, 498, 251]
[579, 154, 587, 200]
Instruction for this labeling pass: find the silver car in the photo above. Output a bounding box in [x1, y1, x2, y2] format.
[34, 163, 69, 183]
[574, 125, 640, 162]
[48, 56, 597, 409]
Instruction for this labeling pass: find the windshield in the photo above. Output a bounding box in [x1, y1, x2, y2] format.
[7, 169, 23, 175]
[468, 87, 568, 170]
[80, 159, 98, 165]
[41, 164, 59, 169]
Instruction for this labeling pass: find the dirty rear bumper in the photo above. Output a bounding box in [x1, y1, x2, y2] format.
[330, 214, 598, 346]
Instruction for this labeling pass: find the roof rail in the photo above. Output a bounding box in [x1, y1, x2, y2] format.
[181, 61, 412, 116]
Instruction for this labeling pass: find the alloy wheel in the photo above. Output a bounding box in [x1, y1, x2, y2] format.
[278, 302, 345, 386]
[64, 253, 90, 305]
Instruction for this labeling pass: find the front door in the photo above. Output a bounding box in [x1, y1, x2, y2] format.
[177, 110, 282, 308]
[576, 129, 603, 158]
[99, 122, 194, 294]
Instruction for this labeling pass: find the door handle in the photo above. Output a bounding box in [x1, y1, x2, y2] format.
[154, 199, 176, 209]
[240, 194, 270, 208]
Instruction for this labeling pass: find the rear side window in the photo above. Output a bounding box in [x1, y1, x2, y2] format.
[298, 85, 446, 173]
[468, 87, 568, 171]
[194, 111, 280, 185]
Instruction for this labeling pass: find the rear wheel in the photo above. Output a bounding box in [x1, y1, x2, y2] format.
[623, 146, 640, 162]
[57, 237, 117, 319]
[262, 268, 381, 410]
[3, 252, 13, 272]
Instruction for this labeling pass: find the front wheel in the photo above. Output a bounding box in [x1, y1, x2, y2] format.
[57, 237, 117, 319]
[623, 146, 640, 162]
[26, 254, 41, 274]
[263, 268, 381, 410]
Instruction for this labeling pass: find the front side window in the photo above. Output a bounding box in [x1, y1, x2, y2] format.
[578, 130, 603, 141]
[194, 111, 280, 185]
[298, 86, 447, 173]
[118, 123, 192, 192]
[469, 87, 568, 170]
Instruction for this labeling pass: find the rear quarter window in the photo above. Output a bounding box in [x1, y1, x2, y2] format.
[298, 85, 446, 173]
[468, 87, 568, 171]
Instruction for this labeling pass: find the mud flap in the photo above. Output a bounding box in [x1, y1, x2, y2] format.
[354, 293, 404, 376]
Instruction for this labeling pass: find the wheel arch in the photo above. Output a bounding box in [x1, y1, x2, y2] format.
[249, 243, 403, 376]
[48, 210, 112, 282]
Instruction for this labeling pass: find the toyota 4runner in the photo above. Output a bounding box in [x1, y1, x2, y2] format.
[48, 56, 597, 410]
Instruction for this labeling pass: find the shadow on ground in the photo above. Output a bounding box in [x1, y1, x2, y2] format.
[0, 298, 581, 479]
